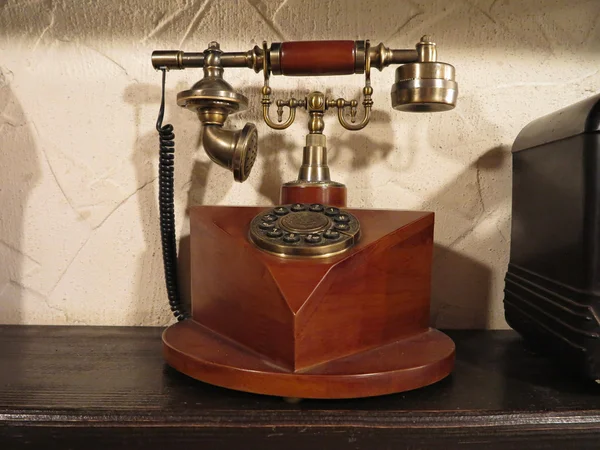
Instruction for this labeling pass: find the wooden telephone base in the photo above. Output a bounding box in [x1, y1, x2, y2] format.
[163, 206, 455, 399]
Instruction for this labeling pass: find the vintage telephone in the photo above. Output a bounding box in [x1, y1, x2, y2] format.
[152, 37, 458, 399]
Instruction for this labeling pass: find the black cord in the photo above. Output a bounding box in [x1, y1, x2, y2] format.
[156, 69, 189, 321]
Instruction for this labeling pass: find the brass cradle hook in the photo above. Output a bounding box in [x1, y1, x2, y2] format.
[328, 40, 373, 131]
[261, 41, 304, 130]
[260, 41, 375, 133]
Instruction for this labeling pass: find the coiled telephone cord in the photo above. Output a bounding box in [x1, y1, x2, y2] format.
[156, 69, 189, 321]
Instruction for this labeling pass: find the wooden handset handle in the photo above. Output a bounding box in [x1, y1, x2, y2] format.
[273, 41, 360, 76]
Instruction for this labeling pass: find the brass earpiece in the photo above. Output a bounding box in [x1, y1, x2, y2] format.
[391, 36, 458, 112]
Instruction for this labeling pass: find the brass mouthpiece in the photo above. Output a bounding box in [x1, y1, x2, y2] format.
[176, 42, 259, 182]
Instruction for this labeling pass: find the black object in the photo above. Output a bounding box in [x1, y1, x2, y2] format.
[505, 93, 600, 380]
[156, 69, 188, 321]
[324, 229, 341, 239]
[267, 228, 284, 238]
[1, 326, 600, 449]
[283, 233, 300, 243]
[291, 203, 306, 211]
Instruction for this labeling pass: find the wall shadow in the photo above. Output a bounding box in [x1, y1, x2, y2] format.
[426, 145, 512, 328]
[328, 109, 395, 170]
[0, 68, 40, 407]
[431, 244, 492, 329]
[0, 69, 40, 324]
[256, 132, 297, 204]
[124, 81, 232, 324]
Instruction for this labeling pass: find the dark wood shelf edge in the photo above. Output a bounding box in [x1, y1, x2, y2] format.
[1, 326, 599, 449]
[2, 409, 600, 429]
[2, 421, 600, 450]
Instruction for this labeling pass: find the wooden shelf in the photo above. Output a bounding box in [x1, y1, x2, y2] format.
[1, 326, 599, 449]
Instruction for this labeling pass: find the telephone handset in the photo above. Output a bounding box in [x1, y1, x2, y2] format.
[153, 38, 458, 398]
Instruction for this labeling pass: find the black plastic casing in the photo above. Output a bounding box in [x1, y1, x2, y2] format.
[505, 93, 600, 380]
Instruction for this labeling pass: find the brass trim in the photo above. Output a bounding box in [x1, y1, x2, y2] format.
[297, 133, 331, 183]
[394, 62, 455, 82]
[270, 42, 282, 75]
[416, 35, 437, 62]
[177, 90, 249, 110]
[152, 50, 185, 69]
[247, 236, 359, 259]
[282, 180, 345, 187]
[248, 204, 360, 258]
[354, 40, 365, 73]
[391, 78, 458, 112]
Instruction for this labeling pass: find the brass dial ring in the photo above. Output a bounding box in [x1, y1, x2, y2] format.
[249, 203, 360, 258]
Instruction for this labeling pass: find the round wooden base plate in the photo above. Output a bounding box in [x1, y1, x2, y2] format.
[163, 320, 455, 399]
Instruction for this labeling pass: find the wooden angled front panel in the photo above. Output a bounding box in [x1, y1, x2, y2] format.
[189, 207, 295, 369]
[294, 214, 434, 370]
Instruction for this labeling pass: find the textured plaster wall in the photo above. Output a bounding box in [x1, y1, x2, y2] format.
[0, 0, 599, 328]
